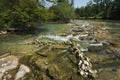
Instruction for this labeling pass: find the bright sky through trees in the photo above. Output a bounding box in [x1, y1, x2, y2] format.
[74, 0, 90, 8]
[45, 0, 90, 8]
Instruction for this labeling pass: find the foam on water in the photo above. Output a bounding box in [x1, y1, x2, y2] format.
[40, 34, 89, 42]
[39, 35, 71, 42]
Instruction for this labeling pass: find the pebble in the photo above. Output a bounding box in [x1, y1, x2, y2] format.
[78, 60, 82, 66]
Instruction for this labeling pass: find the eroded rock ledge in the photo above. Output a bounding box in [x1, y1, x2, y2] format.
[0, 55, 30, 80]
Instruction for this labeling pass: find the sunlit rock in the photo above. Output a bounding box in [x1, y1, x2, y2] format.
[14, 64, 30, 80]
[0, 56, 18, 79]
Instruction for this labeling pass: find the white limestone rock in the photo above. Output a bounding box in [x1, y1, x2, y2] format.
[0, 56, 18, 79]
[14, 64, 30, 80]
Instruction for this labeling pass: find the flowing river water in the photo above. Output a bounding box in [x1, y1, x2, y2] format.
[0, 20, 120, 80]
[0, 20, 119, 55]
[0, 24, 69, 56]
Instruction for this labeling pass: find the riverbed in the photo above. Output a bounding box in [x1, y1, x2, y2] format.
[0, 24, 69, 56]
[0, 20, 120, 80]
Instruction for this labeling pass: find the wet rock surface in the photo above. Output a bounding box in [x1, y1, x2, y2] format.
[0, 20, 120, 80]
[0, 56, 18, 80]
[14, 64, 30, 80]
[0, 31, 7, 35]
[0, 56, 30, 80]
[68, 41, 97, 78]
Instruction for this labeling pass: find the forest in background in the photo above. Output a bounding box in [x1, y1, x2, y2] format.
[0, 0, 120, 30]
[75, 0, 120, 19]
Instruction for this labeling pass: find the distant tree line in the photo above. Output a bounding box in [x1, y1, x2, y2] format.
[0, 0, 75, 30]
[75, 0, 120, 20]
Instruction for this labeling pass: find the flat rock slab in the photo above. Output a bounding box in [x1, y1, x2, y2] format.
[14, 64, 30, 80]
[0, 55, 18, 79]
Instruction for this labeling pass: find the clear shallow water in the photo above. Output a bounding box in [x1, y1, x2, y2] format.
[38, 24, 69, 35]
[0, 21, 120, 80]
[0, 24, 69, 55]
[0, 21, 119, 56]
[0, 34, 37, 55]
[104, 21, 120, 37]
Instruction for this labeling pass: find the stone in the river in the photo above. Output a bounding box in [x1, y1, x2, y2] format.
[35, 59, 48, 70]
[14, 64, 30, 80]
[79, 69, 85, 76]
[3, 74, 12, 80]
[78, 53, 84, 59]
[83, 60, 89, 66]
[0, 56, 18, 79]
[81, 64, 88, 71]
[79, 69, 88, 77]
[78, 60, 82, 66]
[88, 70, 97, 78]
[0, 31, 7, 35]
[36, 49, 48, 57]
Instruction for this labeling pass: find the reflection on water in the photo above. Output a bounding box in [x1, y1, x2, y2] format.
[38, 24, 69, 35]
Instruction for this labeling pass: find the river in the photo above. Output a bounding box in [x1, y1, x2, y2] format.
[0, 20, 120, 80]
[0, 20, 119, 55]
[0, 24, 69, 56]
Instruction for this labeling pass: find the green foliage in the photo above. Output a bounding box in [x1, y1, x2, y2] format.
[0, 0, 54, 29]
[75, 0, 120, 20]
[49, 0, 75, 23]
[39, 7, 54, 21]
[0, 10, 11, 29]
[0, 0, 75, 30]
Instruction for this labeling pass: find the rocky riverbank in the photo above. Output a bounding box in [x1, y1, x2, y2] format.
[0, 31, 7, 35]
[0, 20, 120, 80]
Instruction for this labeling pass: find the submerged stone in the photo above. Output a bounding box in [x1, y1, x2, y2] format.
[47, 65, 61, 79]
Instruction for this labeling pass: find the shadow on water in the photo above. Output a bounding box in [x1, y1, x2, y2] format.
[38, 27, 48, 33]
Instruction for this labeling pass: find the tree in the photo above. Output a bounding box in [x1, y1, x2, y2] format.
[75, 0, 120, 20]
[0, 0, 54, 29]
[49, 0, 75, 23]
[110, 0, 120, 19]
